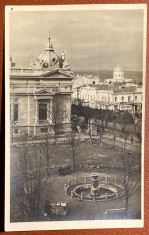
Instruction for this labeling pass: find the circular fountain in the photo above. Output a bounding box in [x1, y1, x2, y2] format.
[66, 173, 124, 201]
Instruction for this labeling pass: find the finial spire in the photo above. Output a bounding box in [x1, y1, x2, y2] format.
[48, 20, 51, 48]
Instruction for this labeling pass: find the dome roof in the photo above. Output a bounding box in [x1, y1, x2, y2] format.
[37, 50, 59, 68]
[114, 64, 123, 72]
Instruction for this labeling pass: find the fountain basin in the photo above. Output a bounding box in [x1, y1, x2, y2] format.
[65, 173, 125, 201]
[72, 183, 119, 201]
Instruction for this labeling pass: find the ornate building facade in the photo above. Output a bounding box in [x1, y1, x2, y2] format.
[10, 32, 74, 138]
[72, 84, 142, 115]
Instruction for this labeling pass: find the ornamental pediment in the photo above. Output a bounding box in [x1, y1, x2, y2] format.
[39, 69, 73, 79]
[35, 88, 55, 96]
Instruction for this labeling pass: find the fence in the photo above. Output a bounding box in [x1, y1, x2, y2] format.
[66, 175, 122, 188]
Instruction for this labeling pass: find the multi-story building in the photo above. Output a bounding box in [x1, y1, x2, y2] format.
[10, 33, 74, 138]
[72, 81, 142, 115]
[72, 85, 97, 108]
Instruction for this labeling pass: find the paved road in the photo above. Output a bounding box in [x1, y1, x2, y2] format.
[11, 131, 141, 154]
[93, 134, 141, 153]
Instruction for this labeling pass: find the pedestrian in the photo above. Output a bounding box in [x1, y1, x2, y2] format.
[96, 126, 99, 136]
[130, 136, 133, 144]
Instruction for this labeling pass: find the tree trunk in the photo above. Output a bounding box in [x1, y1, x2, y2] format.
[124, 137, 127, 150]
[46, 157, 50, 176]
[113, 121, 116, 146]
[99, 127, 102, 143]
[125, 195, 129, 218]
[113, 135, 116, 147]
[72, 154, 76, 171]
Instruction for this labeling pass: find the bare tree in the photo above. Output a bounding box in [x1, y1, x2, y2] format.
[99, 120, 104, 143]
[122, 128, 129, 151]
[40, 130, 55, 176]
[10, 135, 53, 222]
[50, 96, 67, 141]
[120, 151, 141, 218]
[65, 122, 80, 171]
[112, 113, 117, 147]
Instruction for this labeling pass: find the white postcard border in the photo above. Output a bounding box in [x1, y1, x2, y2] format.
[5, 3, 147, 231]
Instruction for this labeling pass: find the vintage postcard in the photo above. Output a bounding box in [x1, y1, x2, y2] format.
[5, 4, 147, 231]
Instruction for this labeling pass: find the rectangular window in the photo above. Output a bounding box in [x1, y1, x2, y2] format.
[128, 96, 131, 102]
[115, 97, 117, 102]
[39, 103, 47, 120]
[114, 105, 118, 110]
[121, 97, 124, 102]
[135, 96, 137, 101]
[13, 104, 18, 121]
[14, 129, 18, 134]
[40, 128, 48, 133]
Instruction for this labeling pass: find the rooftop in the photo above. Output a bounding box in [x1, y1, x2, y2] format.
[114, 64, 123, 73]
[10, 23, 73, 77]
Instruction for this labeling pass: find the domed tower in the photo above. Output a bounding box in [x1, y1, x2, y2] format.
[113, 64, 124, 80]
[35, 21, 59, 69]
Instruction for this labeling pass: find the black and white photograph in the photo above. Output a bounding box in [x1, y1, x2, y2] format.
[5, 4, 147, 231]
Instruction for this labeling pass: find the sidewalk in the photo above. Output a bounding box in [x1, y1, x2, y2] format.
[92, 134, 141, 153]
[11, 132, 141, 154]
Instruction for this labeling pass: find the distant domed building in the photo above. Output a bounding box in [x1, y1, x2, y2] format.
[105, 64, 132, 84]
[113, 64, 124, 79]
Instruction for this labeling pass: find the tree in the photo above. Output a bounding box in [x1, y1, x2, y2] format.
[40, 130, 55, 176]
[119, 112, 134, 151]
[112, 116, 116, 147]
[50, 95, 68, 141]
[120, 111, 134, 129]
[98, 120, 104, 143]
[10, 136, 53, 222]
[121, 126, 130, 151]
[108, 111, 117, 147]
[65, 123, 80, 171]
[120, 151, 141, 218]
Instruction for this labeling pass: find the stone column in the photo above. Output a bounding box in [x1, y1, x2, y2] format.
[71, 191, 74, 198]
[80, 193, 84, 201]
[84, 176, 87, 183]
[74, 178, 77, 184]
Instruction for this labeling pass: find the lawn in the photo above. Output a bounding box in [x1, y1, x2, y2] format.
[10, 139, 141, 177]
[10, 139, 141, 222]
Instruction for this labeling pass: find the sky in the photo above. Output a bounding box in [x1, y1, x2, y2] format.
[9, 9, 144, 71]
